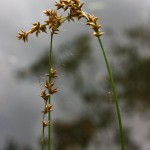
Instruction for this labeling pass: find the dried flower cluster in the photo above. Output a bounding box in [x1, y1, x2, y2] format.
[40, 68, 57, 138]
[16, 22, 47, 42]
[43, 9, 62, 34]
[86, 14, 104, 37]
[55, 0, 84, 21]
[17, 0, 104, 42]
[55, 0, 104, 36]
[16, 10, 63, 42]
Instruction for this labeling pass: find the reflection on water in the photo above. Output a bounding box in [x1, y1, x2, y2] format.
[1, 0, 150, 149]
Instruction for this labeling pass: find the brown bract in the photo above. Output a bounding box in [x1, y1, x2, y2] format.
[42, 121, 50, 128]
[45, 80, 57, 94]
[40, 90, 50, 101]
[86, 14, 104, 37]
[30, 22, 47, 37]
[51, 68, 58, 78]
[43, 104, 53, 114]
[16, 30, 29, 42]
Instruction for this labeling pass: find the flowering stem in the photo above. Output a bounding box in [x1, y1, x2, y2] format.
[48, 33, 53, 150]
[97, 37, 125, 150]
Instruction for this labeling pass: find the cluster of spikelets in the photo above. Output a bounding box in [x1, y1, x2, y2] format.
[40, 68, 57, 141]
[16, 0, 104, 42]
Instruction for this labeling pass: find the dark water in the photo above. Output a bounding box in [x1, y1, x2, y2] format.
[0, 0, 150, 149]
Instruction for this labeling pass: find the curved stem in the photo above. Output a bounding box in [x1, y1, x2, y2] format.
[48, 33, 53, 150]
[97, 37, 125, 150]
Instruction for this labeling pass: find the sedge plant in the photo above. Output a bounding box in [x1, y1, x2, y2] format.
[16, 0, 125, 150]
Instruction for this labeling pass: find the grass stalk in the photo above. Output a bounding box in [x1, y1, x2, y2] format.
[97, 37, 125, 150]
[48, 33, 53, 150]
[42, 101, 47, 150]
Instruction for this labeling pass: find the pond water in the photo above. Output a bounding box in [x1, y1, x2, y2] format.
[0, 0, 150, 149]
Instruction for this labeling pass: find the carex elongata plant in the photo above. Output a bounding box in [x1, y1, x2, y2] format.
[17, 0, 125, 150]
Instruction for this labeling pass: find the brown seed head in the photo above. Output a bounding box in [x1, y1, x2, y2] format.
[43, 104, 53, 113]
[30, 22, 47, 37]
[45, 80, 51, 90]
[43, 9, 62, 34]
[42, 121, 50, 127]
[86, 14, 104, 37]
[55, 0, 84, 20]
[17, 22, 47, 42]
[45, 80, 58, 94]
[51, 68, 57, 78]
[16, 30, 29, 42]
[40, 90, 50, 101]
[50, 87, 58, 94]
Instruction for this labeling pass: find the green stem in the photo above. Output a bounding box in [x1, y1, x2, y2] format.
[42, 127, 44, 150]
[42, 101, 46, 150]
[48, 33, 53, 150]
[97, 37, 125, 150]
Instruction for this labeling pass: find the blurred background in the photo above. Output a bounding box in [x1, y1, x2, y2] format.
[0, 0, 150, 149]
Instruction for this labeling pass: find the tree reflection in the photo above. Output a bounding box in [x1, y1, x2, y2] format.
[113, 26, 150, 112]
[3, 139, 33, 150]
[54, 118, 95, 150]
[3, 140, 19, 150]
